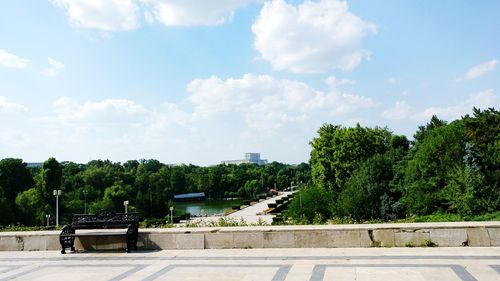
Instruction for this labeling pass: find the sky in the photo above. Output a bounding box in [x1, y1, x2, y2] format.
[0, 0, 499, 166]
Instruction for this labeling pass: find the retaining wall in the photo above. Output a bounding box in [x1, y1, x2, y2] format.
[0, 221, 499, 251]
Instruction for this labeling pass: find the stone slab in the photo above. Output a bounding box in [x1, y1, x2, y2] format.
[294, 231, 329, 248]
[0, 236, 23, 251]
[486, 227, 500, 246]
[429, 228, 467, 247]
[467, 227, 491, 246]
[263, 232, 295, 248]
[205, 233, 234, 249]
[174, 233, 204, 249]
[328, 230, 361, 248]
[141, 233, 173, 250]
[233, 232, 264, 249]
[372, 229, 395, 247]
[394, 230, 430, 247]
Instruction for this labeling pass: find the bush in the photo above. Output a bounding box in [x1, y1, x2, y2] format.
[285, 184, 332, 224]
[232, 204, 240, 210]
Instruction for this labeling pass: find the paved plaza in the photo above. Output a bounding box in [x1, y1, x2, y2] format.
[0, 247, 498, 281]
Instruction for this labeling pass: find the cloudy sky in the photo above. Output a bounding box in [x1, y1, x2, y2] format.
[0, 0, 499, 165]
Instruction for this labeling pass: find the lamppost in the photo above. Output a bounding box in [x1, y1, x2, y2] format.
[124, 200, 129, 213]
[53, 190, 61, 227]
[83, 190, 88, 214]
[170, 206, 174, 224]
[45, 214, 51, 226]
[291, 181, 294, 192]
[299, 181, 303, 210]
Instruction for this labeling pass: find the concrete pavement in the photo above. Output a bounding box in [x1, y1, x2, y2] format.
[0, 247, 498, 280]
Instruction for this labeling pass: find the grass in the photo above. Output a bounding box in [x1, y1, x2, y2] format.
[0, 225, 61, 232]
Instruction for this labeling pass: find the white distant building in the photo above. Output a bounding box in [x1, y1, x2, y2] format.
[222, 153, 268, 166]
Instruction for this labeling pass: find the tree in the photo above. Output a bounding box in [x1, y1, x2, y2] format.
[397, 120, 465, 215]
[310, 124, 391, 196]
[0, 158, 34, 225]
[285, 184, 333, 224]
[337, 153, 396, 220]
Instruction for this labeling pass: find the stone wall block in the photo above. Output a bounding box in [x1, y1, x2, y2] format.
[0, 236, 23, 251]
[328, 230, 360, 248]
[205, 233, 234, 249]
[373, 230, 395, 247]
[174, 233, 204, 249]
[233, 232, 264, 249]
[141, 233, 173, 250]
[486, 228, 500, 246]
[467, 228, 491, 246]
[294, 231, 329, 248]
[394, 230, 430, 247]
[429, 228, 467, 247]
[263, 232, 294, 248]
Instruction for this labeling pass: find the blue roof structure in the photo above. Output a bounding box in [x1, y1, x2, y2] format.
[173, 192, 206, 200]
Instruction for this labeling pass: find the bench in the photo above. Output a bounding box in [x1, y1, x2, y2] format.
[59, 209, 142, 254]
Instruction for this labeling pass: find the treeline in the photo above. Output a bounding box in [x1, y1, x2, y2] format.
[287, 108, 499, 223]
[0, 158, 310, 226]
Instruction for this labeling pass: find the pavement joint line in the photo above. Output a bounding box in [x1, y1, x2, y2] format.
[490, 265, 500, 274]
[140, 264, 292, 281]
[0, 255, 498, 262]
[0, 265, 23, 275]
[0, 264, 148, 281]
[309, 264, 478, 281]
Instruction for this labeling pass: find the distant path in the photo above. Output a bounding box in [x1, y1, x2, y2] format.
[190, 192, 294, 224]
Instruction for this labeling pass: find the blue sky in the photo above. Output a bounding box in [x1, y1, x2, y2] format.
[0, 0, 499, 165]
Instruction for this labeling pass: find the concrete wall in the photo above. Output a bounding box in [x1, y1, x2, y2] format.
[1, 221, 499, 251]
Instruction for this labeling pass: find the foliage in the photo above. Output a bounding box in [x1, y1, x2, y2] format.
[0, 156, 309, 226]
[285, 184, 333, 224]
[337, 153, 398, 220]
[310, 124, 391, 196]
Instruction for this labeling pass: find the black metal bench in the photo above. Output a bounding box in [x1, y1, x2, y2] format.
[59, 209, 142, 254]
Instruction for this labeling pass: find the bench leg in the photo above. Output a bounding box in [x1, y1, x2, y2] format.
[126, 224, 139, 253]
[60, 225, 76, 255]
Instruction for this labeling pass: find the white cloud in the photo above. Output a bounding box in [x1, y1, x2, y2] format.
[457, 59, 498, 81]
[187, 74, 376, 131]
[41, 57, 65, 77]
[252, 0, 376, 73]
[7, 74, 377, 165]
[50, 0, 257, 31]
[387, 77, 397, 85]
[382, 101, 412, 120]
[384, 90, 498, 123]
[325, 76, 356, 89]
[50, 0, 140, 31]
[0, 96, 28, 113]
[416, 89, 499, 120]
[141, 0, 256, 26]
[0, 49, 30, 69]
[52, 96, 146, 124]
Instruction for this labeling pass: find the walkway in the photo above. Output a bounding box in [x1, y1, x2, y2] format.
[0, 247, 498, 280]
[190, 192, 293, 225]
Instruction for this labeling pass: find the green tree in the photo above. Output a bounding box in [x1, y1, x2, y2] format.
[286, 184, 333, 224]
[310, 124, 391, 196]
[397, 120, 465, 215]
[337, 153, 396, 220]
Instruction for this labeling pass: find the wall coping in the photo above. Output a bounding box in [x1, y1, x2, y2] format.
[1, 221, 498, 236]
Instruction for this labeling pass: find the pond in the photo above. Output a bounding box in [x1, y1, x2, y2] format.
[175, 199, 243, 216]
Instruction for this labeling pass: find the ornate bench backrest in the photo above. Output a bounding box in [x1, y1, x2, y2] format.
[72, 209, 142, 229]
